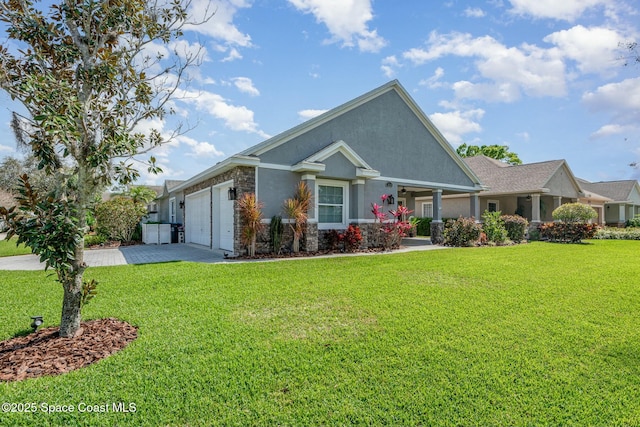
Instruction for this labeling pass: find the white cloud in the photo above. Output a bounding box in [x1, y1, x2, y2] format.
[429, 108, 485, 145]
[176, 135, 225, 157]
[544, 25, 625, 75]
[507, 0, 611, 22]
[419, 67, 445, 89]
[380, 55, 400, 78]
[288, 0, 387, 52]
[583, 77, 640, 139]
[187, 0, 252, 47]
[0, 145, 13, 152]
[178, 89, 270, 138]
[582, 77, 640, 113]
[463, 7, 486, 18]
[298, 109, 328, 120]
[403, 32, 566, 102]
[231, 77, 260, 96]
[221, 47, 243, 62]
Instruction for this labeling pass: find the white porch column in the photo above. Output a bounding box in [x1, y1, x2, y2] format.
[351, 179, 365, 221]
[470, 193, 480, 220]
[531, 194, 541, 223]
[619, 204, 627, 225]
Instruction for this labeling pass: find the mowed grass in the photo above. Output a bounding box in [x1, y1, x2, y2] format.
[0, 237, 32, 257]
[1, 240, 640, 426]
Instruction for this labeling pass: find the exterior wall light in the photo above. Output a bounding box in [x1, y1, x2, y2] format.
[179, 200, 185, 209]
[228, 187, 237, 200]
[387, 194, 395, 205]
[31, 316, 43, 333]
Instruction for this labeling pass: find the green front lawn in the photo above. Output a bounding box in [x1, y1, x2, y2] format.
[0, 236, 32, 257]
[1, 241, 640, 425]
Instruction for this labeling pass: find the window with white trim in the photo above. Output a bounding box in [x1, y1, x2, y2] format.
[169, 197, 176, 223]
[317, 180, 348, 229]
[422, 202, 433, 218]
[488, 200, 499, 213]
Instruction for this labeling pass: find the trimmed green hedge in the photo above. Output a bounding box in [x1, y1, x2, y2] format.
[594, 227, 640, 240]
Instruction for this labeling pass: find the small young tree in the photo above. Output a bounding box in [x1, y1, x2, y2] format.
[238, 192, 264, 257]
[0, 0, 210, 337]
[283, 182, 312, 253]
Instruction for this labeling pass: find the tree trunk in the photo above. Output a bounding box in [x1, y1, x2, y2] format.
[59, 274, 83, 337]
[59, 215, 87, 338]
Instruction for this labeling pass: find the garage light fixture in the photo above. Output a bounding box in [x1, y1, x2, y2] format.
[386, 194, 395, 205]
[31, 316, 43, 333]
[228, 187, 237, 200]
[179, 200, 185, 209]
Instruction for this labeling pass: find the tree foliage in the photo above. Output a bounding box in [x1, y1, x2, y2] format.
[238, 192, 264, 257]
[456, 143, 522, 165]
[283, 182, 312, 253]
[0, 0, 209, 337]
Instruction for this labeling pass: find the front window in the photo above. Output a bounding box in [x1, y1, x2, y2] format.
[488, 200, 499, 213]
[317, 181, 347, 229]
[169, 198, 176, 223]
[422, 202, 433, 218]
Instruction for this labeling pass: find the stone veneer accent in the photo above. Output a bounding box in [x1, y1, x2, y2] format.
[183, 166, 255, 254]
[430, 222, 444, 244]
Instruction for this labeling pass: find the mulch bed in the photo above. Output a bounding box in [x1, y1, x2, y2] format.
[0, 318, 137, 382]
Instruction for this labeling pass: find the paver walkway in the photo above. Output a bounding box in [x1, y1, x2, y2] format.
[0, 237, 439, 271]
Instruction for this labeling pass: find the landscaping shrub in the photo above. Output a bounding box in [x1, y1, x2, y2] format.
[552, 202, 597, 223]
[238, 193, 264, 257]
[94, 197, 147, 243]
[481, 210, 507, 244]
[502, 214, 529, 242]
[411, 217, 432, 236]
[444, 216, 482, 247]
[83, 234, 107, 247]
[594, 227, 640, 240]
[341, 225, 363, 252]
[626, 214, 640, 228]
[325, 229, 342, 251]
[371, 197, 413, 249]
[539, 222, 599, 243]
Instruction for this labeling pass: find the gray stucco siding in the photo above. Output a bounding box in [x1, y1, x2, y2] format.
[257, 90, 475, 188]
[545, 167, 580, 198]
[257, 168, 302, 219]
[321, 152, 359, 180]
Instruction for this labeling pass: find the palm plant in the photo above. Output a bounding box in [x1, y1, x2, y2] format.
[238, 192, 264, 257]
[283, 182, 312, 253]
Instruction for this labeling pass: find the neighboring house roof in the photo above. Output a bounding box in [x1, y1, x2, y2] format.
[577, 179, 640, 203]
[463, 155, 582, 196]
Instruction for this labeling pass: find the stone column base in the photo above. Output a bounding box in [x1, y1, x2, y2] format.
[430, 221, 444, 245]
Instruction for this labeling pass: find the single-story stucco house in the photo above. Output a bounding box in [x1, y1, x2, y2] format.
[158, 80, 485, 254]
[420, 155, 611, 225]
[576, 178, 640, 226]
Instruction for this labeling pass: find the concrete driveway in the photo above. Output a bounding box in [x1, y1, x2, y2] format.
[0, 237, 439, 271]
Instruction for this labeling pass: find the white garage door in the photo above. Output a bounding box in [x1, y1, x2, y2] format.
[218, 189, 235, 252]
[185, 190, 211, 247]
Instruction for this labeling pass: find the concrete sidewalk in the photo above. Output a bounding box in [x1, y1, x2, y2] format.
[0, 237, 439, 271]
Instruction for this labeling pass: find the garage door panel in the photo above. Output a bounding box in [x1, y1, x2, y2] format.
[186, 191, 211, 247]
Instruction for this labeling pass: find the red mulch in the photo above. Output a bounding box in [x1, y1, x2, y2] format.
[0, 318, 137, 382]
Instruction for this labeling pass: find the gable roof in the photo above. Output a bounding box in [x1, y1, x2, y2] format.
[241, 80, 482, 187]
[577, 179, 640, 202]
[291, 140, 380, 177]
[464, 155, 582, 196]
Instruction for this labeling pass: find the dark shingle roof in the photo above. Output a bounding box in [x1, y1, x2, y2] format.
[464, 155, 565, 194]
[577, 179, 636, 202]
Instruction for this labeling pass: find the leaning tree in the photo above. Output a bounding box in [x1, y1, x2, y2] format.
[0, 0, 209, 337]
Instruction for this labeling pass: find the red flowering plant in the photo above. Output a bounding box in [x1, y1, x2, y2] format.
[371, 195, 414, 250]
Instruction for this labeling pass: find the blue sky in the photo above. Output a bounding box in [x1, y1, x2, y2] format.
[1, 0, 639, 185]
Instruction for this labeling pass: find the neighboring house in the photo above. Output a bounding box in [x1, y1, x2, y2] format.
[429, 155, 610, 224]
[159, 80, 484, 254]
[156, 180, 185, 225]
[577, 179, 640, 226]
